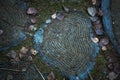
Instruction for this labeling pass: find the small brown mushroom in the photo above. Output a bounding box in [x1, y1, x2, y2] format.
[95, 28, 104, 35]
[28, 56, 33, 61]
[62, 5, 69, 13]
[27, 7, 37, 15]
[28, 25, 35, 31]
[91, 0, 101, 7]
[91, 0, 96, 5]
[99, 37, 109, 46]
[87, 7, 97, 17]
[107, 72, 118, 80]
[6, 50, 17, 59]
[30, 49, 38, 55]
[56, 13, 64, 21]
[91, 37, 99, 43]
[51, 13, 57, 19]
[20, 46, 28, 54]
[30, 17, 37, 24]
[47, 72, 55, 80]
[101, 46, 107, 51]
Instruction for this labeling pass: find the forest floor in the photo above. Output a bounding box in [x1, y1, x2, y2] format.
[0, 0, 119, 80]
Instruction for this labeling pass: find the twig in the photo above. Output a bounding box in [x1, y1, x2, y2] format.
[34, 65, 45, 80]
[87, 70, 93, 80]
[0, 68, 21, 72]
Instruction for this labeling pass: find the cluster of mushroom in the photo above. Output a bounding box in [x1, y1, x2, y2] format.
[45, 5, 69, 24]
[26, 7, 38, 36]
[45, 11, 65, 25]
[88, 0, 120, 80]
[106, 53, 120, 80]
[87, 0, 109, 51]
[6, 46, 38, 70]
[5, 46, 38, 79]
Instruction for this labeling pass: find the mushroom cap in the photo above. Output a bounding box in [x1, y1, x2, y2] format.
[91, 37, 99, 43]
[30, 17, 37, 24]
[56, 13, 64, 20]
[51, 13, 57, 19]
[108, 72, 118, 80]
[99, 38, 109, 46]
[28, 25, 35, 31]
[95, 28, 103, 35]
[20, 46, 28, 54]
[27, 7, 37, 15]
[101, 46, 107, 51]
[87, 7, 97, 17]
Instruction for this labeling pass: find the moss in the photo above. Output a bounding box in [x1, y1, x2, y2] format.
[90, 53, 106, 80]
[0, 51, 8, 63]
[33, 55, 63, 79]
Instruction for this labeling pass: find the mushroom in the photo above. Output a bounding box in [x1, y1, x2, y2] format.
[91, 37, 99, 43]
[30, 49, 38, 55]
[46, 19, 52, 24]
[91, 0, 96, 5]
[62, 5, 69, 13]
[51, 13, 57, 19]
[6, 50, 17, 59]
[91, 0, 101, 7]
[28, 25, 35, 31]
[20, 46, 28, 54]
[28, 56, 33, 61]
[99, 38, 109, 46]
[101, 46, 107, 51]
[47, 72, 55, 80]
[27, 7, 37, 15]
[30, 17, 37, 24]
[107, 72, 118, 80]
[87, 7, 97, 17]
[56, 13, 64, 21]
[95, 28, 103, 35]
